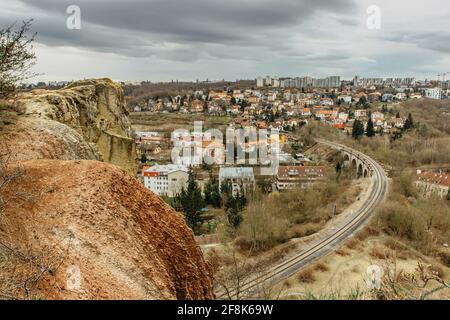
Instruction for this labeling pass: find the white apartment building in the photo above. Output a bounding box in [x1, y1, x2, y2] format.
[416, 170, 450, 198]
[425, 87, 443, 100]
[144, 164, 189, 197]
[219, 167, 255, 196]
[256, 76, 265, 88]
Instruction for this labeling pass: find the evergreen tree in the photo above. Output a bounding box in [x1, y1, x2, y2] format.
[177, 170, 204, 234]
[348, 109, 355, 118]
[335, 162, 342, 181]
[210, 183, 222, 208]
[336, 162, 342, 174]
[204, 177, 221, 208]
[404, 113, 414, 130]
[204, 181, 212, 205]
[366, 116, 375, 137]
[352, 120, 364, 139]
[225, 191, 245, 229]
[257, 178, 273, 194]
[226, 201, 243, 229]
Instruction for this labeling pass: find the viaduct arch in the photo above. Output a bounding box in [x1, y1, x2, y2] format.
[342, 151, 371, 178]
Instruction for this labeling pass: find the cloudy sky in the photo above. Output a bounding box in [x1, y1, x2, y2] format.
[1, 0, 449, 82]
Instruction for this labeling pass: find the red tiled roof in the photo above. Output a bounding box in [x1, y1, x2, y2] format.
[417, 171, 450, 188]
[277, 166, 326, 179]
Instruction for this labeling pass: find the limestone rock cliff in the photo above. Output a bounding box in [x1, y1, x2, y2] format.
[2, 78, 136, 174]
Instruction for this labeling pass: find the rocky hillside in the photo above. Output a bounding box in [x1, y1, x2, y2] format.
[0, 79, 214, 300]
[1, 79, 136, 174]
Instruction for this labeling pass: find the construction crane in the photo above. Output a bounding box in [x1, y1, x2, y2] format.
[438, 72, 450, 89]
[444, 73, 450, 89]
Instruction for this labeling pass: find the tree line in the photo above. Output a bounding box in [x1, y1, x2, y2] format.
[174, 170, 247, 235]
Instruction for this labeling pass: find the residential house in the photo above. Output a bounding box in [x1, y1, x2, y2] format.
[395, 92, 407, 101]
[382, 93, 394, 102]
[190, 99, 204, 113]
[337, 95, 352, 104]
[301, 108, 312, 117]
[355, 109, 368, 119]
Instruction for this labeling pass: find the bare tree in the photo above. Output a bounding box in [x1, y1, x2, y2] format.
[0, 20, 37, 99]
[0, 141, 22, 214]
[210, 246, 286, 300]
[0, 141, 70, 300]
[370, 256, 449, 300]
[0, 237, 73, 300]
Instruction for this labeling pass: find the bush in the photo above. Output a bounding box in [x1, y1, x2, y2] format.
[376, 201, 426, 241]
[355, 225, 379, 241]
[345, 238, 361, 250]
[397, 171, 418, 198]
[237, 194, 290, 251]
[297, 268, 316, 283]
[313, 262, 329, 272]
[370, 246, 392, 259]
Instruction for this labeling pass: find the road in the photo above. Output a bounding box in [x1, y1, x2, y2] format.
[216, 138, 389, 299]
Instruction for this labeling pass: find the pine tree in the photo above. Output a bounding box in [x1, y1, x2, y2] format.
[352, 120, 364, 139]
[204, 177, 221, 208]
[335, 162, 342, 181]
[366, 117, 375, 137]
[221, 179, 233, 200]
[204, 181, 212, 205]
[336, 162, 342, 174]
[408, 113, 414, 128]
[210, 183, 222, 208]
[404, 113, 414, 130]
[225, 192, 245, 229]
[178, 170, 204, 234]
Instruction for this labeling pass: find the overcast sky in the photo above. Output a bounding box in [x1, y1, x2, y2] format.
[1, 0, 449, 82]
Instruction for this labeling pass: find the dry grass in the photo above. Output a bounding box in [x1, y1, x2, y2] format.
[351, 265, 360, 273]
[335, 248, 350, 256]
[355, 225, 380, 241]
[313, 262, 329, 273]
[297, 268, 316, 284]
[369, 245, 393, 260]
[374, 172, 450, 262]
[345, 238, 361, 250]
[288, 223, 323, 238]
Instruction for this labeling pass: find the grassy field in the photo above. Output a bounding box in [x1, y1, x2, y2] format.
[129, 112, 231, 135]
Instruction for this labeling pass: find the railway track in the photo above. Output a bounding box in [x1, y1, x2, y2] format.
[217, 138, 389, 299]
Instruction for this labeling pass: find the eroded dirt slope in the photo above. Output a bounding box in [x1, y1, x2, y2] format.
[1, 160, 214, 300]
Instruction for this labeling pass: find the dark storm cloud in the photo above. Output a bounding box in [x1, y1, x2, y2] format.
[387, 32, 450, 54]
[10, 0, 356, 56]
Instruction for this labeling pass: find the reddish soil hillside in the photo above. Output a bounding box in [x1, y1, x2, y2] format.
[0, 159, 213, 300]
